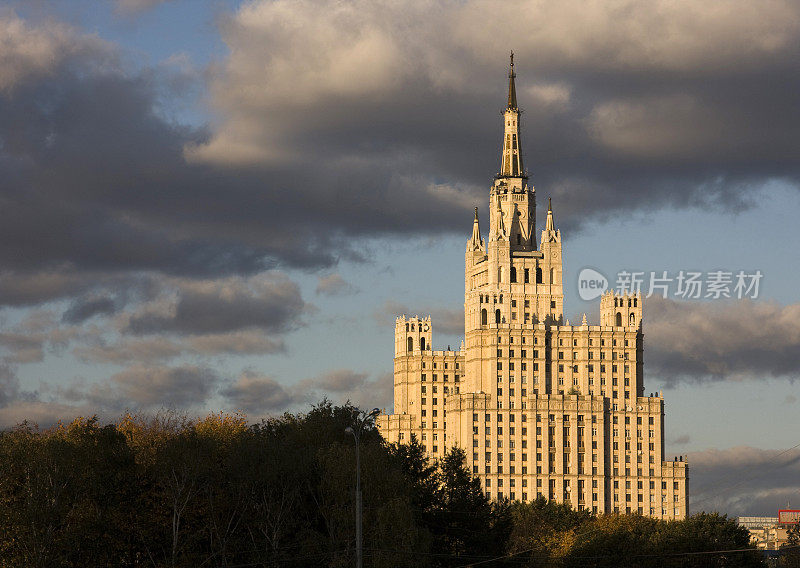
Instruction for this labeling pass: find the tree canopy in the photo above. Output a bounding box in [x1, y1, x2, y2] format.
[0, 403, 768, 567]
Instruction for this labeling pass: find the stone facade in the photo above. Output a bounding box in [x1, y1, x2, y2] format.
[376, 55, 688, 519]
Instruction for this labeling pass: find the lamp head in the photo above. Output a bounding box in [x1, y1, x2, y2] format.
[344, 426, 354, 435]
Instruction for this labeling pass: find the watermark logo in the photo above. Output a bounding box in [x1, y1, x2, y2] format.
[578, 267, 609, 301]
[577, 268, 763, 301]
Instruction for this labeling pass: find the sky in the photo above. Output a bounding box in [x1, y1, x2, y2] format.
[0, 0, 799, 517]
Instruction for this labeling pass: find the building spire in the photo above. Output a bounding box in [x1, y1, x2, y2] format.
[469, 207, 484, 250]
[546, 197, 554, 231]
[507, 51, 517, 109]
[499, 52, 524, 177]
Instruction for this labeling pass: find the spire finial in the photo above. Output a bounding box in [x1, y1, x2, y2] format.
[545, 197, 555, 232]
[474, 206, 479, 220]
[507, 51, 517, 109]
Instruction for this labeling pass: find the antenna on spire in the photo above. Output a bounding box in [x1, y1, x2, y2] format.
[548, 196, 552, 211]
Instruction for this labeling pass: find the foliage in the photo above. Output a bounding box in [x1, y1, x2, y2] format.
[0, 405, 764, 567]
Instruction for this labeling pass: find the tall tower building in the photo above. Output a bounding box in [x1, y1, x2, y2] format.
[377, 55, 688, 518]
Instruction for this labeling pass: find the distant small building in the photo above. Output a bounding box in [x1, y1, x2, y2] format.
[738, 516, 792, 550]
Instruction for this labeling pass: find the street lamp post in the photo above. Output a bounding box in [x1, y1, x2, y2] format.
[345, 407, 380, 568]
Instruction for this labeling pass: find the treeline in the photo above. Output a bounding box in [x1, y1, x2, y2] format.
[0, 402, 771, 567]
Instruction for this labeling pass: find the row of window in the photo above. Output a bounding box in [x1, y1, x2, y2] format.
[494, 335, 633, 347]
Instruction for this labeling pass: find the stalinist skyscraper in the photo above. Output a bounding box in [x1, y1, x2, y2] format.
[377, 54, 688, 519]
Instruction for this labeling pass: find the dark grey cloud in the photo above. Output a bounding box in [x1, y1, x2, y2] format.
[2, 4, 799, 314]
[61, 295, 117, 323]
[127, 274, 307, 336]
[646, 297, 800, 383]
[689, 446, 800, 516]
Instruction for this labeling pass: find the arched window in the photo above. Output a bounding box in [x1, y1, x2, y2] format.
[516, 234, 521, 245]
[498, 268, 502, 283]
[629, 313, 636, 326]
[406, 323, 409, 331]
[510, 267, 517, 283]
[495, 309, 501, 324]
[407, 337, 413, 352]
[550, 268, 555, 284]
[633, 298, 638, 307]
[499, 294, 503, 303]
[481, 309, 488, 326]
[524, 268, 529, 283]
[616, 312, 622, 327]
[536, 267, 543, 283]
[420, 337, 426, 351]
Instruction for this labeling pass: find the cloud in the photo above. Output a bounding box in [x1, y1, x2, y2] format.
[689, 446, 800, 516]
[374, 300, 464, 338]
[646, 297, 800, 383]
[73, 337, 184, 364]
[784, 394, 797, 405]
[61, 295, 118, 323]
[114, 0, 174, 16]
[108, 365, 219, 409]
[127, 273, 307, 336]
[2, 2, 800, 313]
[0, 13, 111, 92]
[0, 363, 19, 406]
[315, 273, 357, 296]
[191, 0, 800, 233]
[220, 368, 394, 416]
[0, 400, 93, 429]
[185, 330, 286, 356]
[0, 332, 44, 363]
[673, 434, 691, 445]
[301, 369, 393, 411]
[312, 369, 369, 392]
[220, 371, 298, 415]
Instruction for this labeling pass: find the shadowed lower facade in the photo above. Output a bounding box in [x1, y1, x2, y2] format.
[377, 54, 688, 519]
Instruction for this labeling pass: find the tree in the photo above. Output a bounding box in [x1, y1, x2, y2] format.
[507, 496, 592, 567]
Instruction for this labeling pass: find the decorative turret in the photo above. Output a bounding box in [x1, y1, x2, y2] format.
[541, 197, 560, 245]
[468, 207, 484, 251]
